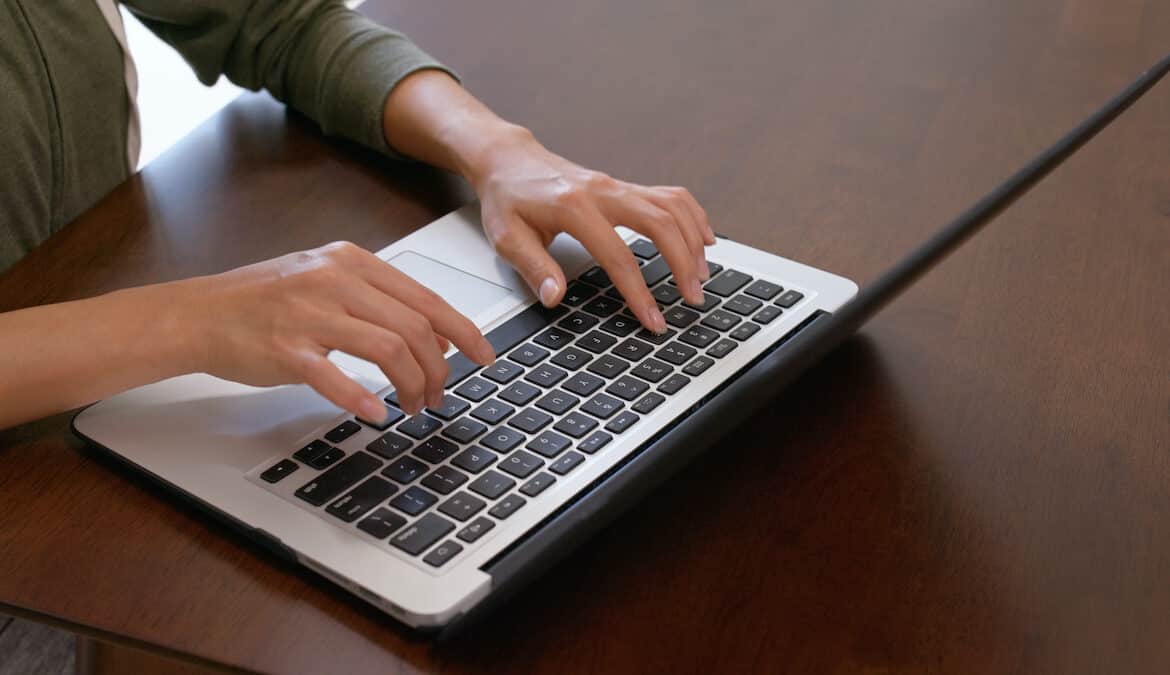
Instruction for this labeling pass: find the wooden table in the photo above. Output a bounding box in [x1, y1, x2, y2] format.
[2, 0, 1168, 672]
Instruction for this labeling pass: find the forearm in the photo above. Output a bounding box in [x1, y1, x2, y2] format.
[0, 284, 192, 429]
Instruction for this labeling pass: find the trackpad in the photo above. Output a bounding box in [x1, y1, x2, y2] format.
[329, 251, 516, 390]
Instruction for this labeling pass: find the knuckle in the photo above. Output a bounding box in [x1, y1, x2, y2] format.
[380, 333, 408, 361]
[585, 171, 616, 190]
[553, 183, 588, 210]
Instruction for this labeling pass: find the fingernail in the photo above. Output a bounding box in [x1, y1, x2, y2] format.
[478, 338, 495, 365]
[647, 306, 667, 334]
[359, 398, 387, 424]
[538, 277, 560, 307]
[689, 278, 704, 301]
[696, 256, 710, 281]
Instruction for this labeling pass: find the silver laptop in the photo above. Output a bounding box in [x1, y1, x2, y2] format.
[71, 52, 1169, 632]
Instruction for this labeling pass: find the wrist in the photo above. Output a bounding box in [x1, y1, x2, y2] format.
[105, 280, 205, 380]
[444, 118, 538, 191]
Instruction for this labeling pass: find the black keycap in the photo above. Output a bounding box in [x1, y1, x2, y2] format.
[563, 372, 606, 396]
[704, 269, 753, 297]
[455, 376, 498, 401]
[482, 426, 526, 453]
[629, 238, 659, 259]
[579, 430, 613, 454]
[508, 408, 554, 433]
[707, 339, 738, 358]
[683, 292, 721, 313]
[520, 472, 556, 497]
[324, 420, 362, 444]
[549, 451, 586, 476]
[457, 517, 496, 543]
[382, 456, 428, 484]
[587, 354, 630, 379]
[389, 485, 438, 515]
[526, 430, 572, 458]
[309, 446, 345, 470]
[651, 284, 682, 305]
[425, 394, 470, 421]
[480, 302, 568, 364]
[536, 390, 579, 415]
[468, 470, 516, 499]
[327, 476, 398, 522]
[636, 327, 677, 345]
[533, 326, 575, 351]
[500, 450, 543, 478]
[640, 256, 672, 286]
[550, 346, 593, 371]
[451, 446, 497, 474]
[390, 512, 454, 555]
[421, 465, 469, 495]
[527, 365, 568, 390]
[731, 322, 761, 341]
[658, 374, 691, 395]
[559, 312, 599, 334]
[606, 286, 627, 300]
[599, 314, 640, 337]
[753, 305, 783, 324]
[607, 375, 650, 401]
[261, 459, 299, 483]
[438, 491, 487, 521]
[423, 540, 463, 567]
[582, 295, 623, 317]
[744, 280, 782, 300]
[775, 289, 804, 307]
[471, 399, 515, 425]
[562, 281, 598, 306]
[295, 452, 382, 506]
[580, 393, 624, 419]
[614, 337, 655, 361]
[481, 362, 523, 386]
[412, 437, 460, 464]
[293, 439, 331, 464]
[664, 305, 701, 328]
[579, 266, 611, 288]
[509, 343, 549, 366]
[632, 358, 673, 383]
[359, 407, 404, 431]
[657, 342, 697, 365]
[605, 411, 640, 433]
[724, 294, 763, 316]
[632, 392, 666, 414]
[398, 414, 442, 440]
[554, 412, 598, 438]
[443, 417, 488, 444]
[679, 325, 720, 348]
[500, 380, 541, 406]
[701, 309, 742, 331]
[366, 431, 413, 460]
[577, 330, 618, 354]
[683, 355, 716, 376]
[357, 508, 407, 539]
[489, 494, 526, 519]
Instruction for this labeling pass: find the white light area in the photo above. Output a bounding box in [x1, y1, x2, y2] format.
[121, 0, 365, 170]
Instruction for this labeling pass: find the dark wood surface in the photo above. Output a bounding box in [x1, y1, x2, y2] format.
[2, 0, 1168, 672]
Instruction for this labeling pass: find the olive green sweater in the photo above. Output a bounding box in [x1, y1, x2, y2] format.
[0, 0, 449, 272]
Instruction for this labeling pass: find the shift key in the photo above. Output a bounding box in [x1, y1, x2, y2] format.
[390, 513, 456, 556]
[295, 452, 382, 506]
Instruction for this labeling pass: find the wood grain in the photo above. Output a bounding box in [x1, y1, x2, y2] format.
[1, 0, 1168, 673]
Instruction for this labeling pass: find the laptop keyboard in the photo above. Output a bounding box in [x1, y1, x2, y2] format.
[255, 239, 806, 570]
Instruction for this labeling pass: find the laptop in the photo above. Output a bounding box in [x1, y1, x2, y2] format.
[71, 52, 1169, 633]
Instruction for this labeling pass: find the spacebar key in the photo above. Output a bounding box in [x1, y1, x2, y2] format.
[444, 303, 568, 387]
[295, 452, 382, 506]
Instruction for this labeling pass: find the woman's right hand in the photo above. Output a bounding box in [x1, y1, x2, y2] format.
[171, 241, 495, 420]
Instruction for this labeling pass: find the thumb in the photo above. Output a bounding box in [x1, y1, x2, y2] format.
[493, 220, 567, 308]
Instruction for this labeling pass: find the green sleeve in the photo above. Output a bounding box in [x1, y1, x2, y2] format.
[121, 0, 456, 155]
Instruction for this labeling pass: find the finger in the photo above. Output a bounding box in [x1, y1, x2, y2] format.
[565, 206, 667, 333]
[296, 350, 389, 423]
[335, 285, 451, 409]
[488, 215, 567, 308]
[436, 334, 451, 353]
[672, 186, 715, 245]
[317, 316, 429, 415]
[353, 254, 495, 365]
[646, 188, 708, 280]
[604, 197, 703, 305]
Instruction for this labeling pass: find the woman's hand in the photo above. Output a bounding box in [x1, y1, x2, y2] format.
[464, 128, 715, 333]
[174, 241, 494, 419]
